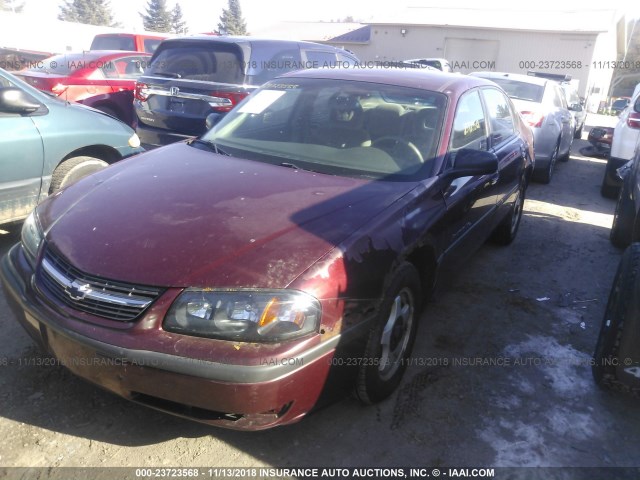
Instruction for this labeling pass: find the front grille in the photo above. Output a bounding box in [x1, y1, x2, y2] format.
[36, 247, 163, 322]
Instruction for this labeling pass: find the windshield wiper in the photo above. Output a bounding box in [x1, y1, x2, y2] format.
[188, 138, 230, 156]
[280, 162, 302, 170]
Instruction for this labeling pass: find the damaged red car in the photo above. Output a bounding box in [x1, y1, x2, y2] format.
[1, 68, 534, 430]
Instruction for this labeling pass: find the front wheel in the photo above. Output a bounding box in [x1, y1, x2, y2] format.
[593, 244, 640, 392]
[49, 156, 109, 193]
[356, 263, 422, 404]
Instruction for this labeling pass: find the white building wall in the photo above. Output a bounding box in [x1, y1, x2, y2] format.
[344, 25, 614, 101]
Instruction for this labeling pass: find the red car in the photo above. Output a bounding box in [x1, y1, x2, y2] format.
[16, 51, 151, 126]
[1, 68, 534, 430]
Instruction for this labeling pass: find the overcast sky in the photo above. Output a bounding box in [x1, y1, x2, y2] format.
[24, 0, 640, 33]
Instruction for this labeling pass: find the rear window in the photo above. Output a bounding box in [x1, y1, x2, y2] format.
[147, 43, 245, 83]
[91, 35, 136, 51]
[486, 78, 544, 103]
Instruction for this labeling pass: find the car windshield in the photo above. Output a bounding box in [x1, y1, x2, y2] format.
[486, 78, 544, 103]
[202, 78, 447, 180]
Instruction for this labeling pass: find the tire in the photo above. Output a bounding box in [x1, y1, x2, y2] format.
[574, 124, 583, 139]
[593, 244, 640, 391]
[491, 183, 525, 245]
[356, 263, 422, 404]
[559, 137, 572, 162]
[601, 180, 620, 199]
[49, 156, 109, 193]
[533, 142, 559, 184]
[610, 179, 637, 248]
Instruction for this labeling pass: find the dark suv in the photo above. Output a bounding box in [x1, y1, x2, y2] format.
[134, 36, 359, 147]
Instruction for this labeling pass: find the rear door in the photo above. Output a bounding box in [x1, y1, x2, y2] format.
[0, 74, 45, 223]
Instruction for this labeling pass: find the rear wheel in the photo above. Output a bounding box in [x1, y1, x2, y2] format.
[49, 156, 109, 193]
[559, 137, 572, 162]
[574, 124, 583, 139]
[491, 184, 525, 245]
[356, 263, 421, 404]
[610, 179, 637, 248]
[533, 142, 559, 184]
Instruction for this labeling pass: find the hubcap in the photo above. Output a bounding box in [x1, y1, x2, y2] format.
[378, 287, 414, 381]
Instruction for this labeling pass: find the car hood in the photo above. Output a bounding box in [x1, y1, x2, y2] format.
[39, 143, 415, 288]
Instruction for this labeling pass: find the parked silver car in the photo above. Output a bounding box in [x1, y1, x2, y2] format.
[471, 71, 574, 183]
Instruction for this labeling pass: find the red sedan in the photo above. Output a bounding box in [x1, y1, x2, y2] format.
[1, 68, 534, 430]
[16, 50, 150, 125]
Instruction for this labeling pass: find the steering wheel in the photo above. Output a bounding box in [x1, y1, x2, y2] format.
[372, 136, 424, 168]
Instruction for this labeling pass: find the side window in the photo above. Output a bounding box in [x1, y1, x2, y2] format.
[107, 56, 147, 78]
[482, 88, 515, 147]
[338, 54, 356, 67]
[143, 39, 162, 53]
[450, 90, 488, 152]
[304, 50, 338, 68]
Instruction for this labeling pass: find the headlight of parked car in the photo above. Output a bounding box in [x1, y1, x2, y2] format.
[21, 210, 43, 268]
[164, 289, 321, 342]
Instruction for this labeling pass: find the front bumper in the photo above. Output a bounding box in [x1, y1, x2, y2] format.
[0, 244, 339, 430]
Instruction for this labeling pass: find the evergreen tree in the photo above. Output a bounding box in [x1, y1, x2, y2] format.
[170, 3, 188, 34]
[58, 0, 116, 26]
[0, 0, 25, 13]
[217, 0, 247, 35]
[140, 0, 172, 33]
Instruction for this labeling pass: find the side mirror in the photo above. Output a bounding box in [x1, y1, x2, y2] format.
[0, 87, 42, 114]
[448, 148, 498, 178]
[205, 112, 223, 130]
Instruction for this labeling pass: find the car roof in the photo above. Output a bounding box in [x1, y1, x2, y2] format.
[278, 67, 498, 95]
[163, 35, 347, 52]
[50, 50, 151, 61]
[470, 71, 549, 87]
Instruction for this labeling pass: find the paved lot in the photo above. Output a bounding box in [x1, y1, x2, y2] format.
[1, 114, 639, 471]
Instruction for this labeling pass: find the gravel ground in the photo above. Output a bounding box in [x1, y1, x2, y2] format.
[1, 114, 639, 476]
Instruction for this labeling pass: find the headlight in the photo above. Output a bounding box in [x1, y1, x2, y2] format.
[21, 210, 43, 268]
[128, 133, 141, 149]
[164, 289, 321, 342]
